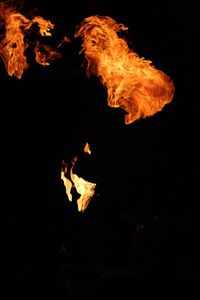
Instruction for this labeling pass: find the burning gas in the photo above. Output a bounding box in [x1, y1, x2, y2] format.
[0, 7, 175, 209]
[34, 42, 61, 66]
[75, 16, 175, 124]
[0, 2, 68, 78]
[61, 144, 96, 212]
[84, 142, 91, 155]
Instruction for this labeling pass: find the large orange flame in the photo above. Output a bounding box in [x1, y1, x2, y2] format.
[75, 16, 175, 124]
[0, 3, 65, 78]
[61, 144, 96, 212]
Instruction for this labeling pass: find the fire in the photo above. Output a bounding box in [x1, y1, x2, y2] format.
[57, 36, 71, 49]
[0, 3, 64, 78]
[61, 162, 73, 202]
[61, 145, 96, 212]
[34, 36, 71, 66]
[34, 42, 61, 66]
[75, 16, 175, 124]
[84, 142, 91, 155]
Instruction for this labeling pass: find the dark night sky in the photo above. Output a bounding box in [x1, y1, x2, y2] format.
[3, 0, 198, 296]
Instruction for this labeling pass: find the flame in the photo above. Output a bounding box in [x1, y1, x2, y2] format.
[30, 16, 54, 37]
[34, 36, 71, 66]
[57, 36, 71, 48]
[61, 147, 96, 212]
[84, 142, 91, 155]
[0, 3, 65, 78]
[75, 16, 175, 124]
[70, 158, 96, 212]
[61, 163, 73, 202]
[34, 42, 61, 66]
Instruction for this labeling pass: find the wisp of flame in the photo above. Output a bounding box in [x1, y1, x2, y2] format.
[75, 16, 175, 124]
[0, 3, 64, 78]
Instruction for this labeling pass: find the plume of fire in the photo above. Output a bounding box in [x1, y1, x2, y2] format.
[0, 3, 69, 78]
[61, 144, 96, 212]
[75, 16, 175, 124]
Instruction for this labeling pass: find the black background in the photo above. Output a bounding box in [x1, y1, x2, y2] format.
[2, 0, 198, 296]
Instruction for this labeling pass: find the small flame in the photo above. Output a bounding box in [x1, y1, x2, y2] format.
[61, 163, 73, 202]
[57, 36, 71, 48]
[34, 36, 71, 66]
[0, 3, 67, 78]
[75, 16, 175, 124]
[30, 16, 54, 37]
[34, 42, 61, 66]
[61, 146, 96, 212]
[84, 142, 91, 155]
[70, 158, 96, 212]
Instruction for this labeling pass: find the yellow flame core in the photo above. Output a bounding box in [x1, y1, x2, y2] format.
[75, 16, 175, 124]
[61, 165, 73, 202]
[61, 145, 96, 212]
[71, 172, 96, 212]
[0, 4, 56, 78]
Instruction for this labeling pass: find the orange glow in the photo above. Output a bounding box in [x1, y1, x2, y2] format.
[61, 149, 96, 213]
[57, 36, 71, 48]
[84, 142, 91, 155]
[34, 36, 71, 66]
[0, 3, 64, 78]
[75, 16, 175, 124]
[34, 42, 61, 66]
